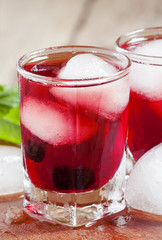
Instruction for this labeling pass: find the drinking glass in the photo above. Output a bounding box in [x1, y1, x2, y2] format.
[17, 46, 130, 227]
[116, 27, 162, 162]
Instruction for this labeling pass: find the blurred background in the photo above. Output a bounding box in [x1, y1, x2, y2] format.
[1, 0, 162, 85]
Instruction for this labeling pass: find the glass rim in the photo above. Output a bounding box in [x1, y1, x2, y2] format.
[17, 45, 131, 87]
[116, 26, 162, 65]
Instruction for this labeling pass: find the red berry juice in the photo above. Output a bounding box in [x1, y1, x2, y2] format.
[122, 40, 162, 161]
[19, 53, 129, 193]
[128, 91, 162, 160]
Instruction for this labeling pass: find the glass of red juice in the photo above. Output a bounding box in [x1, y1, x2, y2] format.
[116, 27, 162, 162]
[17, 46, 130, 227]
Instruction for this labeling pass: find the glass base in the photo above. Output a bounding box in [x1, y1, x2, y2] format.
[23, 153, 126, 227]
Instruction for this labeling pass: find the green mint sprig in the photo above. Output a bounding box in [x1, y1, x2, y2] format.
[0, 85, 21, 145]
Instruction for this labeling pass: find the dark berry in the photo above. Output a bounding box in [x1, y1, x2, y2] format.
[52, 165, 95, 191]
[75, 166, 95, 190]
[25, 140, 45, 163]
[52, 166, 74, 190]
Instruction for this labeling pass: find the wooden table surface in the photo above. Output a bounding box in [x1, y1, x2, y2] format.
[0, 195, 162, 240]
[1, 1, 162, 239]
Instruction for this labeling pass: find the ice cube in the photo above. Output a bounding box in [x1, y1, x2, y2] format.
[51, 54, 129, 120]
[21, 97, 98, 145]
[125, 143, 162, 215]
[5, 207, 25, 224]
[0, 146, 23, 197]
[133, 39, 162, 57]
[58, 53, 117, 79]
[130, 40, 162, 101]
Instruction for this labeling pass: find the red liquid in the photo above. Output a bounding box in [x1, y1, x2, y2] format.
[19, 54, 128, 193]
[122, 41, 162, 160]
[128, 92, 162, 160]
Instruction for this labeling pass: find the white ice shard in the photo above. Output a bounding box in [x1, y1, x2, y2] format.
[126, 143, 162, 215]
[0, 146, 23, 196]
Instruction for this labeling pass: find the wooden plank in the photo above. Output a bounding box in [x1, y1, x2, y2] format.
[0, 198, 162, 239]
[72, 0, 162, 48]
[0, 0, 86, 86]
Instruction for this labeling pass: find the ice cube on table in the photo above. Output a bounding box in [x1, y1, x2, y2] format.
[130, 39, 162, 101]
[0, 146, 23, 197]
[21, 97, 98, 145]
[50, 54, 129, 120]
[126, 143, 162, 215]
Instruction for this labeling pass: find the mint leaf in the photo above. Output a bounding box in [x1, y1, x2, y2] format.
[0, 118, 21, 145]
[3, 106, 20, 125]
[0, 85, 19, 108]
[0, 85, 21, 145]
[0, 105, 11, 118]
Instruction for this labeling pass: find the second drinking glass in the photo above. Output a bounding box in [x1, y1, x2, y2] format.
[116, 27, 162, 162]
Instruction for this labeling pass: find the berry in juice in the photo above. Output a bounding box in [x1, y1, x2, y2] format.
[20, 53, 129, 193]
